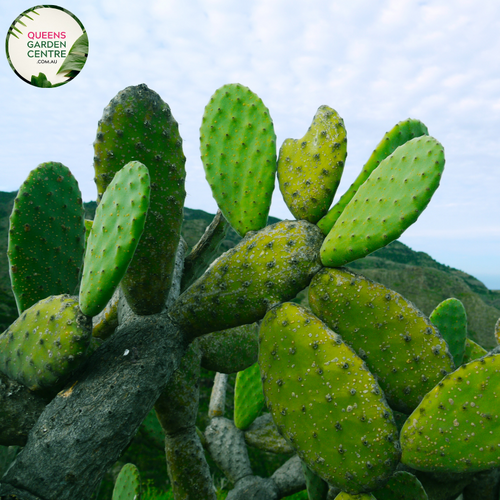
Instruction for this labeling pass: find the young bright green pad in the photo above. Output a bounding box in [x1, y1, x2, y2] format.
[94, 84, 186, 315]
[320, 135, 444, 267]
[79, 161, 150, 317]
[372, 471, 428, 500]
[0, 295, 92, 393]
[309, 267, 455, 413]
[317, 118, 428, 235]
[259, 302, 400, 494]
[169, 219, 323, 338]
[8, 162, 85, 314]
[401, 353, 500, 474]
[200, 83, 277, 237]
[430, 298, 467, 366]
[112, 463, 141, 500]
[234, 362, 266, 430]
[277, 105, 347, 224]
[462, 338, 487, 364]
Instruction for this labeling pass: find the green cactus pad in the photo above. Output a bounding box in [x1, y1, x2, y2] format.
[495, 318, 500, 345]
[333, 493, 376, 500]
[430, 298, 467, 366]
[309, 268, 455, 413]
[372, 471, 428, 500]
[169, 219, 323, 338]
[301, 461, 329, 500]
[79, 161, 150, 317]
[112, 463, 141, 500]
[198, 323, 258, 374]
[8, 162, 85, 314]
[401, 353, 500, 474]
[94, 84, 186, 315]
[0, 295, 92, 392]
[320, 135, 444, 267]
[277, 105, 347, 224]
[318, 118, 429, 235]
[84, 219, 93, 245]
[462, 338, 487, 364]
[234, 362, 266, 430]
[259, 302, 400, 494]
[92, 290, 119, 340]
[200, 83, 277, 237]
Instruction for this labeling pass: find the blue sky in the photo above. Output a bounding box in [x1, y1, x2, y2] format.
[1, 0, 499, 289]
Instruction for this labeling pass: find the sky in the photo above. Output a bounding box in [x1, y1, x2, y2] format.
[1, 0, 499, 289]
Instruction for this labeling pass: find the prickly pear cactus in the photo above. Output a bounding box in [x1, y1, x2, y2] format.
[401, 353, 500, 473]
[318, 118, 429, 235]
[112, 463, 141, 500]
[7, 162, 85, 314]
[79, 161, 150, 317]
[309, 267, 455, 413]
[320, 135, 444, 267]
[277, 105, 347, 223]
[0, 81, 464, 500]
[200, 83, 277, 237]
[259, 302, 400, 494]
[234, 362, 266, 430]
[94, 83, 186, 315]
[0, 295, 92, 392]
[169, 219, 323, 338]
[430, 298, 467, 367]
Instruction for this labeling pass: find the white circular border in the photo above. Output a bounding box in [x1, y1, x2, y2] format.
[6, 5, 87, 87]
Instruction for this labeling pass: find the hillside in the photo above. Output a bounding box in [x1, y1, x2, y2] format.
[0, 191, 498, 348]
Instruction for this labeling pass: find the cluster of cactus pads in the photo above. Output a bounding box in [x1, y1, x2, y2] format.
[0, 81, 499, 500]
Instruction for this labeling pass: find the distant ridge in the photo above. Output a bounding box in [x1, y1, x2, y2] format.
[0, 192, 498, 348]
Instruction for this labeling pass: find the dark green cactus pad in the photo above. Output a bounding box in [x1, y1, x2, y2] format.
[200, 83, 277, 237]
[234, 362, 266, 430]
[169, 219, 323, 338]
[94, 84, 186, 315]
[8, 162, 85, 314]
[0, 295, 92, 393]
[198, 323, 258, 374]
[301, 461, 329, 500]
[401, 353, 500, 474]
[309, 268, 455, 413]
[320, 135, 444, 267]
[112, 463, 141, 500]
[317, 118, 428, 235]
[79, 161, 150, 317]
[333, 493, 376, 500]
[259, 302, 400, 494]
[372, 471, 428, 500]
[277, 105, 347, 223]
[430, 298, 467, 366]
[462, 338, 487, 364]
